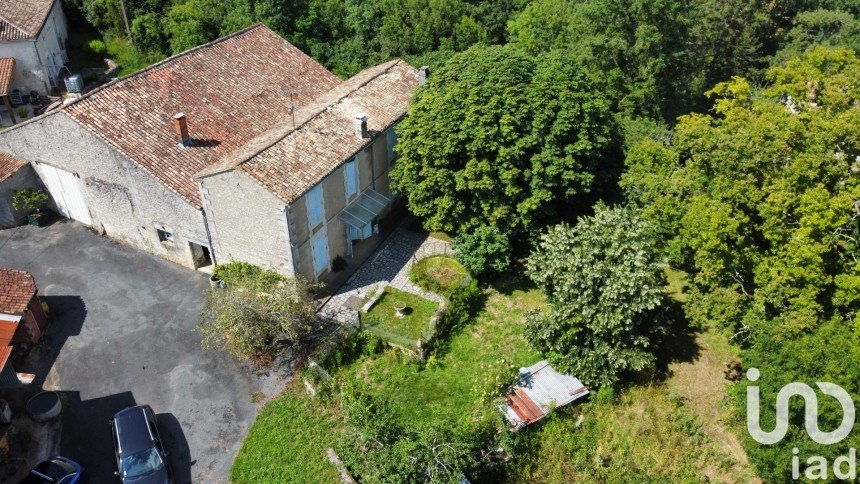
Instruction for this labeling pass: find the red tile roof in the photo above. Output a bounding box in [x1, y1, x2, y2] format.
[0, 0, 55, 41]
[64, 24, 341, 207]
[0, 151, 26, 182]
[202, 60, 418, 203]
[0, 268, 36, 316]
[0, 57, 14, 95]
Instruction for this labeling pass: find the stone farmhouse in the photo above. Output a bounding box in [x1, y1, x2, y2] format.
[0, 24, 421, 283]
[0, 0, 69, 95]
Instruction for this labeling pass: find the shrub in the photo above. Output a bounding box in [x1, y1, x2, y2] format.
[331, 255, 348, 272]
[88, 39, 107, 54]
[198, 270, 319, 367]
[437, 278, 480, 339]
[452, 225, 511, 277]
[409, 256, 468, 294]
[212, 261, 284, 289]
[12, 188, 48, 214]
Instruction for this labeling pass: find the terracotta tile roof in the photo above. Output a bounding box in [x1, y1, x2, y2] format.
[64, 24, 341, 207]
[206, 60, 418, 203]
[0, 57, 13, 95]
[0, 0, 55, 41]
[0, 268, 36, 316]
[0, 151, 26, 182]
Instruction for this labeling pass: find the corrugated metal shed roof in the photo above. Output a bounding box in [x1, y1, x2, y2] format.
[501, 360, 589, 430]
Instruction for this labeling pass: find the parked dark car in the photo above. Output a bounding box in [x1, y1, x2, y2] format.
[21, 456, 83, 483]
[110, 406, 172, 484]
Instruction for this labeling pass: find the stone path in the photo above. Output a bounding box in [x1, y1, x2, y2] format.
[318, 223, 452, 326]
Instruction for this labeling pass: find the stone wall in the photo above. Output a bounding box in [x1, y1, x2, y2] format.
[0, 112, 208, 268]
[199, 170, 294, 275]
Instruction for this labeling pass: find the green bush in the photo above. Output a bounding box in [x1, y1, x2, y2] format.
[12, 188, 49, 214]
[409, 256, 468, 294]
[212, 261, 284, 289]
[451, 225, 512, 277]
[435, 278, 480, 343]
[88, 39, 107, 54]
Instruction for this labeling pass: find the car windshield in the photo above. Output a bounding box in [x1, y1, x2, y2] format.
[120, 447, 164, 479]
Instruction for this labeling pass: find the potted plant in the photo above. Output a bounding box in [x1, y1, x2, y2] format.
[12, 188, 49, 226]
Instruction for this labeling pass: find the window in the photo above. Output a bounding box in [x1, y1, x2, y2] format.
[386, 127, 398, 163]
[344, 158, 358, 198]
[306, 184, 324, 229]
[156, 228, 173, 242]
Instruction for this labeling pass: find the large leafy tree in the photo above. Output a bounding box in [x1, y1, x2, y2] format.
[524, 205, 667, 387]
[507, 0, 704, 120]
[622, 46, 860, 479]
[391, 44, 618, 273]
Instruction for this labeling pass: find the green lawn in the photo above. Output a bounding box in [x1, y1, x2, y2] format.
[230, 390, 342, 483]
[361, 287, 438, 343]
[409, 255, 468, 294]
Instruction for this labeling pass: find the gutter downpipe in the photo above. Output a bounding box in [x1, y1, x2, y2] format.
[200, 207, 217, 265]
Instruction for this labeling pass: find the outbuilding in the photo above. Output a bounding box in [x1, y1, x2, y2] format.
[0, 268, 48, 385]
[500, 360, 590, 430]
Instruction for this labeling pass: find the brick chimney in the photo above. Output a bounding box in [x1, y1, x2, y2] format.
[418, 66, 430, 85]
[355, 113, 368, 139]
[173, 113, 190, 146]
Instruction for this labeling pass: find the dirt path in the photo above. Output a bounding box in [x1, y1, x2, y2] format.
[666, 328, 759, 481]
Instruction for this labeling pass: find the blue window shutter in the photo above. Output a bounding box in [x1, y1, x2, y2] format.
[307, 184, 324, 228]
[312, 232, 328, 275]
[344, 159, 358, 197]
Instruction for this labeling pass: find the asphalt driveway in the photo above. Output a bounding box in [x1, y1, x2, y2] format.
[0, 221, 279, 483]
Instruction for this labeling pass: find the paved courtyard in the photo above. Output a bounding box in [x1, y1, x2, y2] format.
[0, 221, 282, 483]
[319, 222, 452, 325]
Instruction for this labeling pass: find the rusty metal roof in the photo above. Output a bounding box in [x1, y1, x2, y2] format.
[501, 360, 589, 430]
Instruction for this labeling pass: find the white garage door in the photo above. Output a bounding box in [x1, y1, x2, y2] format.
[39, 163, 92, 225]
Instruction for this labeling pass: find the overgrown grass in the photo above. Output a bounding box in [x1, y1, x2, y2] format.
[230, 387, 342, 483]
[409, 256, 468, 294]
[665, 266, 689, 303]
[343, 283, 544, 429]
[361, 287, 438, 342]
[506, 386, 748, 482]
[233, 274, 752, 481]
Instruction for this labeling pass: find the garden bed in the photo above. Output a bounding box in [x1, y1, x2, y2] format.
[409, 255, 468, 294]
[360, 287, 439, 345]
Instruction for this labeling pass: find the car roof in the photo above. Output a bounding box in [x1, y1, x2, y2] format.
[114, 406, 156, 456]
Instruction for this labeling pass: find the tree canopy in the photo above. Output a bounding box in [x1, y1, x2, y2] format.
[524, 205, 668, 387]
[390, 44, 618, 274]
[622, 46, 860, 479]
